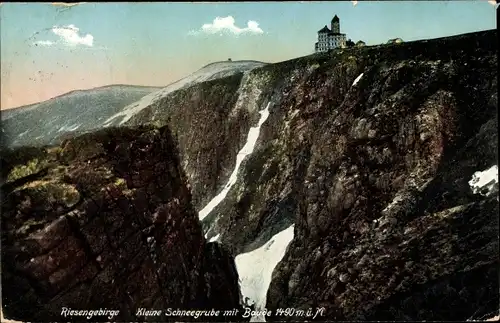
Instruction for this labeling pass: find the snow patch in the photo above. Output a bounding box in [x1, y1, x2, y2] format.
[198, 102, 272, 221]
[208, 234, 220, 242]
[382, 194, 403, 213]
[469, 165, 498, 197]
[57, 123, 81, 133]
[235, 225, 295, 322]
[68, 124, 81, 131]
[18, 130, 29, 137]
[352, 73, 364, 87]
[290, 109, 300, 119]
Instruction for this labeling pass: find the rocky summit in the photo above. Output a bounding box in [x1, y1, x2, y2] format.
[1, 29, 499, 322]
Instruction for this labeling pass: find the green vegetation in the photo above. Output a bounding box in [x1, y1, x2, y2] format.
[7, 158, 49, 183]
[17, 180, 81, 208]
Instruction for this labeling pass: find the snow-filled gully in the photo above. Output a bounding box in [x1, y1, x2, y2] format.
[197, 101, 295, 322]
[235, 225, 295, 322]
[198, 101, 271, 221]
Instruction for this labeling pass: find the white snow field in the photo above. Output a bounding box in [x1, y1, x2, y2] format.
[235, 225, 295, 322]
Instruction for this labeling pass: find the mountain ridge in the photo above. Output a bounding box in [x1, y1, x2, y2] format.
[3, 59, 268, 113]
[2, 84, 164, 114]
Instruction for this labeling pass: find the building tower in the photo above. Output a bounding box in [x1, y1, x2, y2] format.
[314, 14, 347, 53]
[331, 15, 340, 34]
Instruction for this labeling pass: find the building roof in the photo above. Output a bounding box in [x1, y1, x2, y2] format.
[332, 15, 339, 22]
[387, 38, 404, 44]
[318, 25, 330, 33]
[327, 32, 345, 36]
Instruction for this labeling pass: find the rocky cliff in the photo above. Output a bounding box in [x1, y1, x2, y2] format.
[125, 30, 499, 320]
[0, 126, 243, 322]
[2, 30, 498, 322]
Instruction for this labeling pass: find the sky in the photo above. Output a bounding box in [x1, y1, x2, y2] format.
[0, 1, 497, 110]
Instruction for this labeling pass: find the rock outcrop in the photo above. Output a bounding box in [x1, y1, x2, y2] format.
[124, 30, 498, 320]
[1, 126, 243, 322]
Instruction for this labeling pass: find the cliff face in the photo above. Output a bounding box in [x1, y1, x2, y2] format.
[126, 74, 254, 210]
[1, 126, 243, 322]
[126, 30, 498, 320]
[260, 32, 499, 320]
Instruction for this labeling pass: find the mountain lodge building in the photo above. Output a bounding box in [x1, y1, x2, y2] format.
[315, 15, 347, 53]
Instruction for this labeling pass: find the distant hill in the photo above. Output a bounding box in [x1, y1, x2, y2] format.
[1, 60, 266, 149]
[1, 85, 162, 120]
[0, 85, 162, 148]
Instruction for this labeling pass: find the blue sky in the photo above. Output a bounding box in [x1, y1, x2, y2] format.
[0, 1, 496, 109]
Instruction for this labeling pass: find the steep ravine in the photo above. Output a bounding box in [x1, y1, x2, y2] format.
[127, 73, 256, 210]
[127, 30, 498, 320]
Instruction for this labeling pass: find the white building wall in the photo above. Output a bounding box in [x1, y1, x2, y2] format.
[315, 32, 347, 53]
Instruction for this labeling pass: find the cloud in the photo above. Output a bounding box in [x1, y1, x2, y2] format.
[51, 24, 93, 46]
[189, 16, 264, 36]
[31, 24, 94, 48]
[487, 0, 499, 8]
[33, 40, 55, 46]
[51, 2, 86, 6]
